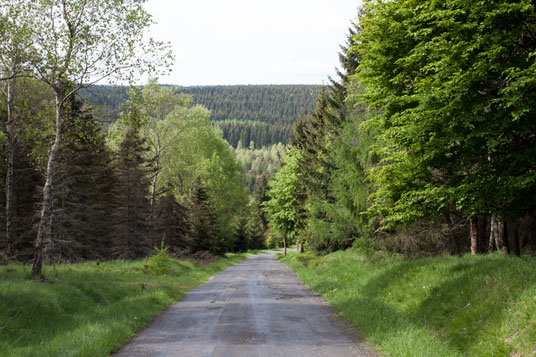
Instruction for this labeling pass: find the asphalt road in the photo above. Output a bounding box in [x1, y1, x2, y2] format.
[114, 251, 375, 357]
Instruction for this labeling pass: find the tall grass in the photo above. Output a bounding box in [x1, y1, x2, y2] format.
[0, 252, 250, 356]
[280, 251, 536, 356]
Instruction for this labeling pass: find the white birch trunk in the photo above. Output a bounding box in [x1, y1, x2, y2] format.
[31, 91, 64, 276]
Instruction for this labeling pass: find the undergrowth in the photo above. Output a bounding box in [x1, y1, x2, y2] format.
[279, 251, 536, 356]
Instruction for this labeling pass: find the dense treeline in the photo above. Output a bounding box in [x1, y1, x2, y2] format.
[82, 84, 320, 147]
[0, 0, 270, 274]
[217, 120, 292, 149]
[266, 1, 536, 257]
[235, 143, 286, 191]
[178, 85, 320, 123]
[0, 80, 268, 265]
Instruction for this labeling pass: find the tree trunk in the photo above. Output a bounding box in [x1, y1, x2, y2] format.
[489, 214, 497, 252]
[509, 222, 521, 257]
[5, 78, 14, 257]
[32, 91, 64, 277]
[496, 219, 509, 255]
[150, 154, 159, 217]
[477, 215, 488, 253]
[283, 236, 287, 256]
[470, 216, 478, 256]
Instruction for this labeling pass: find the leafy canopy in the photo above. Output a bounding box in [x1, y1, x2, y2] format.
[355, 0, 536, 225]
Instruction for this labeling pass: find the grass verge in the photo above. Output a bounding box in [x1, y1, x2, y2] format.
[279, 251, 536, 356]
[0, 251, 252, 356]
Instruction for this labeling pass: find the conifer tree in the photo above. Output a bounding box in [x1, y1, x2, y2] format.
[247, 205, 266, 249]
[188, 178, 222, 254]
[49, 97, 115, 262]
[153, 183, 190, 252]
[290, 24, 362, 252]
[233, 216, 249, 252]
[253, 173, 270, 229]
[110, 108, 152, 259]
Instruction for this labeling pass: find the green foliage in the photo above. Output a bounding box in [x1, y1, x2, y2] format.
[235, 143, 286, 192]
[50, 96, 116, 261]
[84, 84, 321, 147]
[317, 91, 378, 251]
[188, 178, 223, 255]
[143, 243, 192, 275]
[264, 146, 305, 244]
[107, 83, 249, 250]
[355, 0, 536, 225]
[233, 217, 249, 253]
[153, 185, 190, 251]
[0, 253, 250, 356]
[29, 0, 173, 86]
[247, 206, 267, 250]
[286, 24, 371, 253]
[281, 251, 536, 356]
[110, 107, 153, 259]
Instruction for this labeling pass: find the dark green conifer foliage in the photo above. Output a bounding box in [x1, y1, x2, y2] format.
[50, 97, 115, 262]
[290, 24, 363, 253]
[0, 110, 43, 261]
[253, 173, 270, 228]
[247, 206, 266, 249]
[188, 178, 222, 254]
[233, 216, 249, 252]
[111, 108, 152, 259]
[0, 143, 38, 261]
[153, 183, 190, 251]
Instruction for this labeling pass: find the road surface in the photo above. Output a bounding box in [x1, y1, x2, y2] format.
[114, 251, 375, 356]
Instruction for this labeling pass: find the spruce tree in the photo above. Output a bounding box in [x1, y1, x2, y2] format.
[153, 183, 190, 252]
[0, 114, 42, 261]
[233, 216, 249, 252]
[290, 24, 362, 253]
[247, 205, 266, 249]
[253, 173, 270, 229]
[188, 178, 222, 254]
[49, 97, 115, 262]
[110, 108, 152, 259]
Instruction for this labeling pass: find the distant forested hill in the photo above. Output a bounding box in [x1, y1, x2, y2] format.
[82, 84, 321, 147]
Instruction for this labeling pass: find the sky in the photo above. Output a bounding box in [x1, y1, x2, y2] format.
[144, 0, 361, 86]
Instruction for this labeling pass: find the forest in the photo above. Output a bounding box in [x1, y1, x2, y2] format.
[0, 1, 274, 277]
[82, 84, 320, 148]
[264, 0, 536, 256]
[1, 0, 536, 355]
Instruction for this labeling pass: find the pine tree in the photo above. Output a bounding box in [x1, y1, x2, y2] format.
[110, 108, 152, 259]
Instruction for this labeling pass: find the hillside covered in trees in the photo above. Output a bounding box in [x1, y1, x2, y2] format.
[82, 84, 321, 148]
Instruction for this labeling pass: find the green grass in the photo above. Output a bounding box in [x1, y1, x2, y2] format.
[0, 251, 252, 356]
[279, 251, 536, 356]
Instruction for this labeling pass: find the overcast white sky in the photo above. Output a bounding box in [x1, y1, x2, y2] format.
[144, 0, 360, 86]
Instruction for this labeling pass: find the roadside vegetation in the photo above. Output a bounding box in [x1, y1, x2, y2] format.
[280, 251, 536, 356]
[0, 250, 251, 356]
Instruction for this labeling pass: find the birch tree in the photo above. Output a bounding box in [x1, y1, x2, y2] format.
[29, 0, 173, 276]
